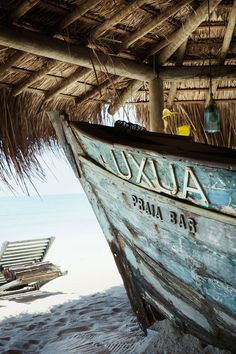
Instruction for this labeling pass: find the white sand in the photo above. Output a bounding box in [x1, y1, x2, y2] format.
[0, 286, 231, 354]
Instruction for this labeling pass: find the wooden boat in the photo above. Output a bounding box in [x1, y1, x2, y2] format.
[50, 112, 236, 351]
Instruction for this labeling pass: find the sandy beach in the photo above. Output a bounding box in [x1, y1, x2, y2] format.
[0, 286, 231, 354]
[0, 194, 233, 353]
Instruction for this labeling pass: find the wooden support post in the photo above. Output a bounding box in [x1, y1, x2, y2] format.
[119, 0, 191, 51]
[156, 0, 221, 65]
[89, 0, 147, 40]
[108, 80, 143, 115]
[10, 0, 40, 22]
[166, 39, 188, 108]
[149, 77, 164, 132]
[205, 0, 236, 105]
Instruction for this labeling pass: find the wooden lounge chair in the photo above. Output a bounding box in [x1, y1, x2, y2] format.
[0, 237, 67, 297]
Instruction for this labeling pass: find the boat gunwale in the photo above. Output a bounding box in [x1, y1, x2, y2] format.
[71, 121, 236, 171]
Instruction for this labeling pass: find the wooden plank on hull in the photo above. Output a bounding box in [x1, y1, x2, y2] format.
[77, 169, 151, 330]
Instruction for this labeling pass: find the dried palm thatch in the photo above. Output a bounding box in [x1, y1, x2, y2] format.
[0, 0, 235, 187]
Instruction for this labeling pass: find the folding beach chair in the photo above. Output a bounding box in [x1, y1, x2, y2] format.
[0, 237, 66, 297]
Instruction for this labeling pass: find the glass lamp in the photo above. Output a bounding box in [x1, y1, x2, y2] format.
[204, 95, 220, 133]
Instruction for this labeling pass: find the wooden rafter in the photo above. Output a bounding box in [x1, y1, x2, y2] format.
[75, 77, 119, 105]
[108, 80, 143, 115]
[56, 0, 102, 32]
[15, 1, 102, 97]
[1, 81, 236, 103]
[12, 59, 58, 96]
[205, 0, 236, 104]
[119, 0, 192, 51]
[10, 0, 40, 22]
[88, 0, 147, 40]
[166, 39, 188, 108]
[156, 0, 221, 65]
[12, 0, 102, 97]
[0, 50, 25, 78]
[45, 67, 91, 101]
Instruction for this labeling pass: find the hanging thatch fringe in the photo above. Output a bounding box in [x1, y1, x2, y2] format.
[0, 87, 105, 190]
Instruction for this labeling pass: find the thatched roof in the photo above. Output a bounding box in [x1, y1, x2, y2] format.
[0, 0, 235, 184]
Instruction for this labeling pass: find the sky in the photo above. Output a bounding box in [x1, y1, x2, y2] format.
[0, 149, 83, 197]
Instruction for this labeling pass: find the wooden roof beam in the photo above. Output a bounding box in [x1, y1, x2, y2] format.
[109, 63, 236, 114]
[127, 98, 236, 104]
[88, 0, 147, 40]
[158, 65, 236, 81]
[119, 0, 192, 51]
[166, 39, 188, 108]
[156, 0, 222, 65]
[56, 0, 102, 33]
[45, 67, 91, 101]
[205, 0, 236, 104]
[10, 0, 40, 22]
[0, 24, 155, 81]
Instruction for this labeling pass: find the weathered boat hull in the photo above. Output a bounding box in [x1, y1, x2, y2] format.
[50, 115, 236, 351]
[79, 156, 236, 350]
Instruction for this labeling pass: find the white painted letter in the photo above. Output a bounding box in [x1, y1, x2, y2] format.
[111, 150, 132, 180]
[129, 154, 154, 188]
[183, 167, 208, 206]
[150, 160, 178, 195]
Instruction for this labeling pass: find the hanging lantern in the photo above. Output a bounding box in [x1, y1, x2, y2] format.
[204, 96, 220, 133]
[203, 0, 221, 134]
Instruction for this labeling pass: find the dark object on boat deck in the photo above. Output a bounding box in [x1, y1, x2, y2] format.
[114, 120, 146, 133]
[0, 237, 67, 297]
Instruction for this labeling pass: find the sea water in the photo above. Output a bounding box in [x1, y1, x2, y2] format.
[0, 193, 121, 295]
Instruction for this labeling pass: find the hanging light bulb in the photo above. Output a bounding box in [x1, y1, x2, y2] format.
[203, 0, 220, 133]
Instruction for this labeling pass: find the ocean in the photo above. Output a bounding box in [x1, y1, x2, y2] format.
[0, 193, 121, 295]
